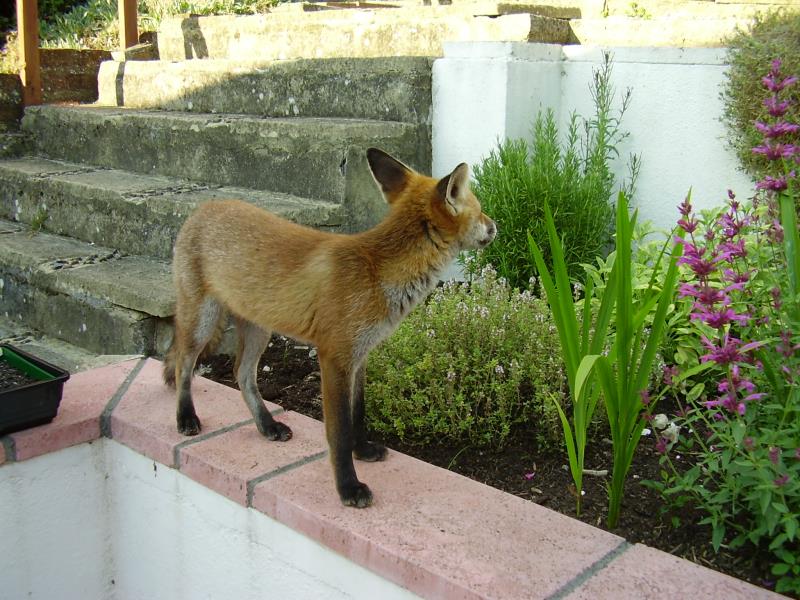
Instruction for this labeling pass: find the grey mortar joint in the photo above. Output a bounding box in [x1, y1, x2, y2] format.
[29, 166, 109, 181]
[121, 182, 216, 201]
[42, 249, 126, 272]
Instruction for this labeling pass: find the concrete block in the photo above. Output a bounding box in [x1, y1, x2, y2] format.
[0, 157, 344, 259]
[21, 106, 423, 217]
[96, 56, 433, 125]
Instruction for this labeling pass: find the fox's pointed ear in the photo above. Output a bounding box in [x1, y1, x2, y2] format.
[436, 162, 470, 215]
[367, 148, 412, 202]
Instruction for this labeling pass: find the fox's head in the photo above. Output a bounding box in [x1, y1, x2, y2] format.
[367, 148, 497, 252]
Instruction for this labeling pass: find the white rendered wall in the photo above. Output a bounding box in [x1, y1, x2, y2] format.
[0, 442, 114, 600]
[433, 42, 755, 232]
[0, 441, 419, 600]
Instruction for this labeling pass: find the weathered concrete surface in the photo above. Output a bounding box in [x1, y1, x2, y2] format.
[0, 315, 140, 373]
[155, 10, 567, 61]
[570, 15, 752, 47]
[0, 133, 27, 158]
[0, 222, 169, 354]
[0, 74, 22, 132]
[96, 56, 433, 125]
[0, 157, 345, 259]
[39, 49, 112, 104]
[22, 106, 423, 221]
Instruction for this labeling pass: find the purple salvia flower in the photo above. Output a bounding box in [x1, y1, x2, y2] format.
[763, 96, 791, 118]
[751, 142, 797, 161]
[755, 175, 789, 192]
[769, 446, 780, 465]
[754, 121, 800, 138]
[774, 474, 790, 487]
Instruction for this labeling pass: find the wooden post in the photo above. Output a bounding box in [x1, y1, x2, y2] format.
[118, 0, 138, 51]
[17, 0, 42, 106]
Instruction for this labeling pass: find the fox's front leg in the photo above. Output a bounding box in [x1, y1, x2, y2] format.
[351, 364, 387, 462]
[319, 352, 373, 508]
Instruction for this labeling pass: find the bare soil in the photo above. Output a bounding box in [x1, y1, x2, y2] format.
[203, 336, 779, 595]
[0, 360, 38, 392]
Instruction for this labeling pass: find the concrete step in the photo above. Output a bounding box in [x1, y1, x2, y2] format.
[21, 105, 422, 228]
[0, 220, 173, 355]
[0, 315, 141, 374]
[96, 56, 433, 125]
[569, 14, 751, 47]
[0, 157, 344, 259]
[0, 132, 27, 159]
[155, 9, 571, 61]
[599, 0, 796, 19]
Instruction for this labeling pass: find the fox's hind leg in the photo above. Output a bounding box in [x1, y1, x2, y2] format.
[174, 296, 223, 436]
[234, 317, 292, 441]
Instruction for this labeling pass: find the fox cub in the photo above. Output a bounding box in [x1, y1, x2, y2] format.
[163, 148, 496, 507]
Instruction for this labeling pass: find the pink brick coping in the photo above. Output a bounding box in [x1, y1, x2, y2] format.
[0, 359, 786, 599]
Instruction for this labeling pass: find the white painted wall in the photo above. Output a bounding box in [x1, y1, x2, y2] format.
[433, 42, 754, 232]
[0, 441, 419, 600]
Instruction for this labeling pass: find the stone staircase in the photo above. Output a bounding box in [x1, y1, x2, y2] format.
[0, 0, 797, 370]
[0, 48, 432, 368]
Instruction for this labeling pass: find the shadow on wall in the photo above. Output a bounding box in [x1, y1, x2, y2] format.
[181, 16, 209, 59]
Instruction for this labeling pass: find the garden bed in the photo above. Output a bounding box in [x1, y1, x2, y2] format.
[203, 336, 775, 595]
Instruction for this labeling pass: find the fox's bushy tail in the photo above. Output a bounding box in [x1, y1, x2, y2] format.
[162, 310, 227, 388]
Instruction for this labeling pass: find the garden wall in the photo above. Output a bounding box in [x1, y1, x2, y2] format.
[433, 42, 754, 232]
[0, 439, 416, 600]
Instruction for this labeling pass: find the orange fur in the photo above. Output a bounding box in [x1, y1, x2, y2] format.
[164, 148, 496, 507]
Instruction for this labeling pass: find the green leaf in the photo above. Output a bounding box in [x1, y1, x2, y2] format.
[772, 563, 791, 576]
[772, 502, 789, 514]
[712, 524, 725, 552]
[575, 355, 601, 406]
[687, 382, 705, 402]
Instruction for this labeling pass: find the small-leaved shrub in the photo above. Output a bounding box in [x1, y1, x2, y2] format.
[365, 264, 568, 449]
[469, 52, 639, 289]
[722, 10, 800, 179]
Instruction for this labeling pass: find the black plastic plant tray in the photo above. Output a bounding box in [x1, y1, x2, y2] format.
[0, 344, 70, 436]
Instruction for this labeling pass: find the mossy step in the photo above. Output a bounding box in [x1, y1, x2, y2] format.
[0, 157, 344, 259]
[156, 10, 570, 61]
[21, 106, 422, 229]
[96, 56, 433, 125]
[0, 220, 173, 355]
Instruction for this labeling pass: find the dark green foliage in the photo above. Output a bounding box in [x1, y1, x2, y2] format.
[722, 10, 800, 178]
[470, 53, 639, 289]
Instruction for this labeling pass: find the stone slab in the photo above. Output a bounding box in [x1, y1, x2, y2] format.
[566, 542, 785, 599]
[0, 157, 344, 259]
[570, 16, 747, 48]
[97, 56, 433, 125]
[8, 359, 140, 462]
[22, 105, 422, 210]
[156, 11, 542, 61]
[178, 413, 327, 506]
[111, 359, 279, 466]
[252, 449, 627, 599]
[47, 256, 174, 318]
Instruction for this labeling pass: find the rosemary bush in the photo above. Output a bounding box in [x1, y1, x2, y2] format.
[470, 53, 639, 289]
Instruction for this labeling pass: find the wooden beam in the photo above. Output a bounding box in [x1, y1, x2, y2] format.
[118, 0, 138, 51]
[17, 0, 42, 106]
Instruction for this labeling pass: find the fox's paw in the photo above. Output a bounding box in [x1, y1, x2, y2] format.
[261, 421, 293, 442]
[354, 441, 387, 462]
[177, 412, 202, 436]
[340, 482, 373, 508]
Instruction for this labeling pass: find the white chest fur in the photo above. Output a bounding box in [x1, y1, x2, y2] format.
[353, 272, 439, 364]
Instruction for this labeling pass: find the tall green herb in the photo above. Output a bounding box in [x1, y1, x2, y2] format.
[471, 52, 639, 289]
